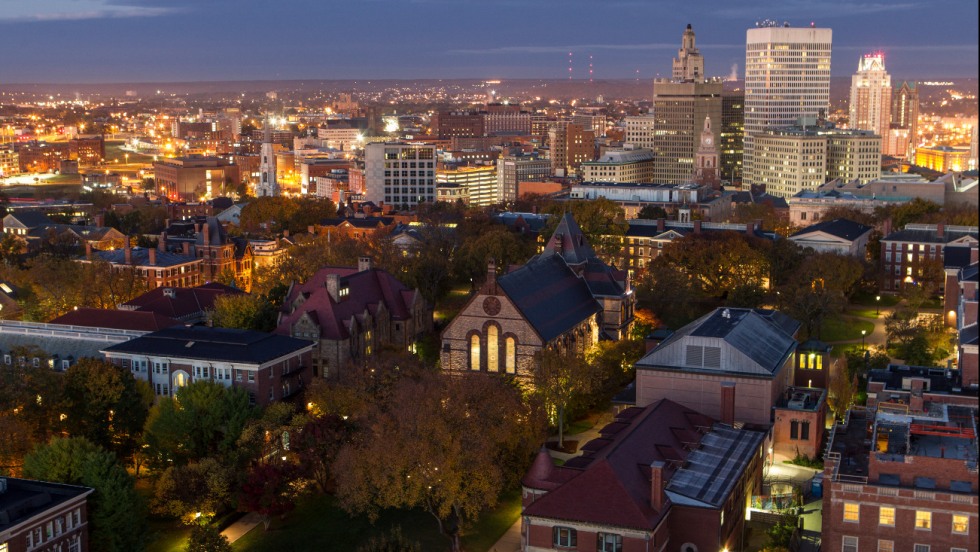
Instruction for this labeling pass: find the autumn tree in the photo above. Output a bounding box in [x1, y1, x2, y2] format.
[542, 198, 628, 256]
[655, 232, 770, 299]
[532, 348, 598, 448]
[24, 437, 147, 552]
[0, 347, 64, 474]
[152, 457, 236, 522]
[827, 360, 855, 420]
[185, 524, 232, 552]
[211, 292, 278, 331]
[239, 462, 299, 530]
[62, 358, 152, 458]
[776, 253, 865, 338]
[293, 414, 351, 493]
[334, 372, 545, 552]
[452, 225, 534, 285]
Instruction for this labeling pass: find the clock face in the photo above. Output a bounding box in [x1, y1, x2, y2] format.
[705, 137, 713, 146]
[483, 296, 501, 316]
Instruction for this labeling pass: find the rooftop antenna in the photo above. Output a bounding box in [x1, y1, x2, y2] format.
[589, 54, 594, 84]
[568, 52, 573, 80]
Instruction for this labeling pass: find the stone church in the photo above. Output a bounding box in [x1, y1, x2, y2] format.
[440, 213, 634, 380]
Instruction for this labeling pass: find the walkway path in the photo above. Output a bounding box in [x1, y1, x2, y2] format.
[221, 512, 263, 544]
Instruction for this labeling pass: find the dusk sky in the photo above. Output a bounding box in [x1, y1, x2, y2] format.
[0, 0, 977, 84]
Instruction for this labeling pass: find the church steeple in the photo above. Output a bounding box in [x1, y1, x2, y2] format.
[257, 113, 280, 197]
[693, 116, 720, 189]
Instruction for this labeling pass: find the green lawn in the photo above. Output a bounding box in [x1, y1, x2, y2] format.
[145, 519, 191, 552]
[819, 317, 875, 343]
[848, 308, 880, 320]
[233, 489, 522, 552]
[105, 141, 155, 164]
[851, 292, 900, 308]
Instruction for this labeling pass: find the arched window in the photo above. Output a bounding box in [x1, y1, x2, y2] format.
[487, 326, 499, 372]
[469, 334, 480, 371]
[505, 337, 516, 374]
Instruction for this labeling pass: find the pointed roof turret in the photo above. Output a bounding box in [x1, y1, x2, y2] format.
[522, 446, 556, 490]
[540, 212, 596, 266]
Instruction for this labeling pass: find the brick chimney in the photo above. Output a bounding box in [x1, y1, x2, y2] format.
[486, 259, 497, 293]
[720, 381, 736, 426]
[94, 213, 104, 228]
[883, 218, 892, 237]
[650, 460, 666, 511]
[182, 241, 190, 256]
[358, 256, 372, 272]
[202, 221, 210, 244]
[85, 242, 92, 260]
[158, 231, 167, 252]
[325, 273, 340, 302]
[149, 247, 156, 266]
[657, 218, 665, 232]
[693, 220, 702, 234]
[124, 240, 132, 264]
[971, 245, 978, 264]
[746, 222, 755, 234]
[936, 222, 945, 239]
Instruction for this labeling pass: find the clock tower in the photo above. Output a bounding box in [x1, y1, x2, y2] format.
[693, 115, 721, 189]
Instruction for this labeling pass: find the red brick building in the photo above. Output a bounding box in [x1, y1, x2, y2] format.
[102, 326, 314, 406]
[0, 477, 93, 552]
[880, 223, 978, 292]
[942, 245, 978, 388]
[521, 400, 765, 552]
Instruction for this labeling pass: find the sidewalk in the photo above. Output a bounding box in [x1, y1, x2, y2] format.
[221, 512, 263, 543]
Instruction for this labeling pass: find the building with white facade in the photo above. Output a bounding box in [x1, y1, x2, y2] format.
[849, 53, 891, 139]
[363, 142, 437, 208]
[579, 148, 654, 183]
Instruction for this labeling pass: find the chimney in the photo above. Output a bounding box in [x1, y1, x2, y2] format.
[158, 231, 167, 252]
[203, 221, 210, 244]
[553, 233, 563, 256]
[883, 218, 892, 237]
[693, 220, 702, 234]
[149, 247, 156, 266]
[358, 256, 372, 272]
[936, 222, 945, 239]
[486, 259, 497, 292]
[94, 213, 104, 228]
[308, 225, 315, 235]
[746, 222, 754, 234]
[85, 242, 92, 260]
[657, 218, 665, 232]
[164, 218, 170, 229]
[325, 273, 340, 302]
[124, 240, 132, 264]
[650, 460, 666, 511]
[194, 223, 201, 233]
[720, 382, 736, 426]
[283, 229, 290, 238]
[182, 241, 190, 256]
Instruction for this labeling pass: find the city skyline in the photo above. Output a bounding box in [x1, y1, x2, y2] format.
[0, 0, 976, 84]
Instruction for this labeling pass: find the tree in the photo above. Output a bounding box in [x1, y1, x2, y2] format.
[0, 346, 65, 474]
[24, 437, 146, 552]
[636, 204, 668, 220]
[293, 414, 350, 493]
[655, 232, 770, 299]
[541, 198, 628, 256]
[827, 362, 855, 420]
[239, 462, 298, 530]
[185, 524, 232, 552]
[143, 381, 254, 467]
[452, 226, 534, 285]
[334, 372, 545, 552]
[152, 458, 236, 522]
[63, 359, 151, 458]
[356, 526, 421, 552]
[211, 292, 277, 331]
[532, 348, 597, 449]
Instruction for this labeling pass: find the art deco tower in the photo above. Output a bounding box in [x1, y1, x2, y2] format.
[257, 115, 280, 197]
[849, 53, 891, 138]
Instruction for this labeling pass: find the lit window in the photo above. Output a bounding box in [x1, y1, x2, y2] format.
[487, 326, 499, 372]
[952, 514, 969, 534]
[844, 503, 860, 522]
[505, 337, 516, 374]
[553, 527, 577, 548]
[915, 511, 931, 530]
[879, 507, 895, 526]
[469, 335, 480, 371]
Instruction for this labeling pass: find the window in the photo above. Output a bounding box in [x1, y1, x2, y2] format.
[878, 541, 893, 552]
[844, 503, 860, 522]
[791, 420, 799, 439]
[68, 536, 81, 552]
[505, 337, 516, 374]
[469, 335, 480, 371]
[553, 526, 577, 548]
[915, 511, 931, 530]
[487, 326, 499, 372]
[879, 507, 895, 526]
[913, 545, 929, 552]
[843, 536, 858, 552]
[597, 532, 623, 552]
[801, 421, 810, 440]
[951, 514, 968, 534]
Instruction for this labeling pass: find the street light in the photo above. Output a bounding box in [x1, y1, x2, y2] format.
[861, 329, 867, 351]
[876, 295, 881, 315]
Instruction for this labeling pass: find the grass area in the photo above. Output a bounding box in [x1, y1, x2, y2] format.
[43, 173, 82, 184]
[849, 308, 881, 320]
[233, 489, 522, 552]
[145, 519, 191, 552]
[920, 297, 944, 309]
[565, 418, 596, 436]
[851, 292, 900, 308]
[106, 140, 155, 164]
[819, 317, 875, 343]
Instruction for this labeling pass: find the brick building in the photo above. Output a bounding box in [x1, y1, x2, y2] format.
[153, 155, 240, 201]
[68, 135, 105, 167]
[276, 258, 430, 380]
[102, 326, 314, 406]
[521, 399, 765, 552]
[0, 477, 93, 552]
[80, 242, 203, 290]
[119, 282, 244, 325]
[616, 219, 776, 271]
[162, 217, 253, 291]
[788, 218, 873, 257]
[880, 223, 978, 292]
[943, 245, 978, 388]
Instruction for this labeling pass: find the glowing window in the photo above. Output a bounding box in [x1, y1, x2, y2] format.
[487, 326, 499, 372]
[505, 337, 516, 374]
[469, 335, 480, 371]
[952, 514, 968, 534]
[844, 503, 860, 522]
[879, 507, 895, 526]
[915, 511, 931, 530]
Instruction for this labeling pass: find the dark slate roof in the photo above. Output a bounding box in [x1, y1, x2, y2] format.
[493, 212, 550, 233]
[944, 246, 975, 269]
[497, 254, 600, 343]
[961, 324, 978, 347]
[962, 263, 979, 283]
[730, 191, 788, 209]
[883, 226, 979, 245]
[0, 478, 93, 533]
[87, 247, 199, 268]
[318, 217, 394, 229]
[867, 364, 967, 395]
[790, 218, 872, 241]
[539, 212, 597, 266]
[121, 283, 243, 320]
[102, 326, 313, 364]
[665, 423, 766, 508]
[4, 210, 54, 228]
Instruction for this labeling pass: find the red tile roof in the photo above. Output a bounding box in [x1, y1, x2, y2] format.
[48, 308, 181, 332]
[121, 283, 244, 320]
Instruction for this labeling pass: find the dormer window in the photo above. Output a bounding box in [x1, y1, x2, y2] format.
[339, 286, 350, 299]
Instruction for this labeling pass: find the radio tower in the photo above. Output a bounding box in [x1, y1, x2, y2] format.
[567, 52, 573, 80]
[589, 55, 594, 83]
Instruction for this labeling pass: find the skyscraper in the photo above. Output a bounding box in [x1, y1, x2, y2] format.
[721, 91, 744, 184]
[892, 81, 919, 161]
[256, 116, 280, 197]
[650, 24, 722, 184]
[849, 53, 891, 138]
[744, 24, 832, 187]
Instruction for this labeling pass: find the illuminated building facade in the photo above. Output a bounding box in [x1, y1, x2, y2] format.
[915, 146, 971, 173]
[721, 91, 744, 184]
[364, 142, 437, 208]
[849, 53, 892, 139]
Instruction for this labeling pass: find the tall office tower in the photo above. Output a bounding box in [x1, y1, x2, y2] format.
[497, 153, 551, 203]
[744, 24, 832, 186]
[548, 122, 595, 177]
[364, 142, 437, 208]
[624, 114, 656, 150]
[721, 91, 744, 184]
[482, 104, 531, 135]
[433, 110, 484, 139]
[849, 53, 891, 138]
[256, 117, 280, 197]
[892, 81, 919, 161]
[650, 24, 722, 184]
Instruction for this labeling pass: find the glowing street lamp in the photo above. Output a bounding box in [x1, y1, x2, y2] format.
[861, 329, 867, 351]
[876, 295, 881, 315]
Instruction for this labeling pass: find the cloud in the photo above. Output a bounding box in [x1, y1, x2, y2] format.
[714, 1, 915, 20]
[450, 43, 742, 55]
[0, 1, 181, 22]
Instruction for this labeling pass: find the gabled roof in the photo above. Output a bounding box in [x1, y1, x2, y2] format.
[790, 218, 872, 241]
[49, 308, 181, 332]
[276, 266, 419, 341]
[496, 255, 600, 343]
[636, 308, 800, 377]
[121, 283, 244, 321]
[102, 326, 313, 364]
[539, 213, 597, 266]
[3, 210, 54, 229]
[944, 246, 976, 270]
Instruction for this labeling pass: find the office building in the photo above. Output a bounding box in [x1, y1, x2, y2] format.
[849, 53, 892, 139]
[548, 123, 594, 177]
[0, 477, 93, 552]
[436, 164, 497, 207]
[915, 146, 971, 173]
[893, 81, 919, 161]
[744, 24, 833, 186]
[496, 153, 551, 203]
[256, 117, 279, 197]
[153, 155, 240, 201]
[721, 91, 745, 184]
[363, 142, 437, 208]
[579, 148, 654, 183]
